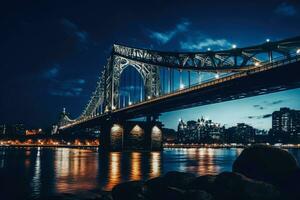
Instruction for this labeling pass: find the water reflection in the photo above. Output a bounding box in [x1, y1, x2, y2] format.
[0, 147, 299, 200]
[54, 148, 98, 193]
[150, 152, 161, 179]
[107, 152, 121, 189]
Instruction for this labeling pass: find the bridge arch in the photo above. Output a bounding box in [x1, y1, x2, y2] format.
[108, 56, 161, 110]
[118, 65, 145, 108]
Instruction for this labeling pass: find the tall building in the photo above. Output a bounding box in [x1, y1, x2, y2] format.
[4, 123, 25, 135]
[0, 124, 6, 135]
[271, 107, 300, 142]
[177, 117, 225, 143]
[224, 123, 256, 143]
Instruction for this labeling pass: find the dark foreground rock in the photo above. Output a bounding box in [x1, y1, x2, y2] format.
[213, 172, 280, 200]
[232, 145, 298, 186]
[112, 181, 145, 200]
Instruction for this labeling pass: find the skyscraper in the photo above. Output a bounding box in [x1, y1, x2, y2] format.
[271, 107, 300, 142]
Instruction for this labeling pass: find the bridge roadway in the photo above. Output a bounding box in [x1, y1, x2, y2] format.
[60, 55, 300, 131]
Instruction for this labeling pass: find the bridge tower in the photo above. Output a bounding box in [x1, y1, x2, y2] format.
[103, 47, 161, 111]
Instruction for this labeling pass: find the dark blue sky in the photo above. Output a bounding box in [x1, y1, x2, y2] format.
[0, 0, 300, 129]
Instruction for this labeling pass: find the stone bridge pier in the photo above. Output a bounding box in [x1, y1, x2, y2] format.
[100, 118, 163, 151]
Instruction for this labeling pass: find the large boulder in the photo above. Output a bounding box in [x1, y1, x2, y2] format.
[280, 168, 300, 200]
[112, 181, 145, 200]
[163, 171, 196, 189]
[186, 175, 216, 193]
[143, 177, 168, 200]
[184, 190, 213, 200]
[213, 172, 280, 200]
[232, 145, 298, 186]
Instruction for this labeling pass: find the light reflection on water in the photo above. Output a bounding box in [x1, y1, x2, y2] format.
[0, 147, 299, 199]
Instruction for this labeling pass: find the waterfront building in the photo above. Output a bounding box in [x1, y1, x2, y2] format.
[3, 123, 25, 135]
[271, 107, 300, 143]
[224, 123, 256, 143]
[0, 124, 6, 135]
[177, 117, 225, 143]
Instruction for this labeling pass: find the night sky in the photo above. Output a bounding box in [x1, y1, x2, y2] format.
[1, 0, 300, 130]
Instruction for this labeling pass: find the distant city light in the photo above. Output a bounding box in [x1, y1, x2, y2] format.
[147, 96, 151, 100]
[207, 48, 211, 51]
[215, 73, 220, 79]
[129, 101, 132, 105]
[232, 44, 237, 49]
[297, 49, 300, 54]
[266, 38, 270, 42]
[179, 83, 185, 89]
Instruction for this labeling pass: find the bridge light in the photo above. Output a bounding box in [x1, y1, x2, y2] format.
[179, 83, 185, 89]
[112, 105, 116, 110]
[266, 38, 270, 42]
[297, 49, 300, 54]
[232, 44, 237, 49]
[215, 73, 220, 79]
[147, 96, 151, 100]
[254, 62, 260, 67]
[129, 101, 132, 106]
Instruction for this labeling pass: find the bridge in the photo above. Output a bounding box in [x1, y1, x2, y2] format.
[58, 36, 300, 151]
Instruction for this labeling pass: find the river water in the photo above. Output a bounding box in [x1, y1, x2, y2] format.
[0, 147, 299, 199]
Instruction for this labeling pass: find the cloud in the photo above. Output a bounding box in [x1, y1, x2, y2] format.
[61, 18, 89, 43]
[270, 100, 283, 105]
[275, 2, 297, 16]
[248, 113, 272, 119]
[253, 104, 264, 110]
[149, 20, 190, 44]
[262, 114, 272, 118]
[44, 64, 60, 79]
[180, 38, 232, 51]
[48, 78, 86, 97]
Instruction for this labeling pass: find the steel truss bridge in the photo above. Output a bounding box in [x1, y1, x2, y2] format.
[59, 36, 300, 131]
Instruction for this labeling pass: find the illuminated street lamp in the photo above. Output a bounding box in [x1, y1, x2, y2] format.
[129, 101, 132, 105]
[232, 44, 237, 49]
[179, 83, 185, 89]
[266, 38, 270, 42]
[207, 48, 211, 51]
[297, 49, 300, 54]
[147, 96, 151, 100]
[215, 73, 220, 79]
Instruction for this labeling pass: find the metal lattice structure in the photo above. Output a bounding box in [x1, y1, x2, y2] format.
[63, 36, 300, 125]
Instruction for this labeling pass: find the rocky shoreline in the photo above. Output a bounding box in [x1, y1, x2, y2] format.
[47, 145, 300, 200]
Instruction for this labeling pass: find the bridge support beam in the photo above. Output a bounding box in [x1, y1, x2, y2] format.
[99, 118, 163, 151]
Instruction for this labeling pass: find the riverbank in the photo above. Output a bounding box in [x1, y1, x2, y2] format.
[164, 143, 300, 149]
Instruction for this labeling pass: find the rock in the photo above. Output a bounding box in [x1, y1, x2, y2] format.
[232, 145, 298, 186]
[163, 187, 185, 200]
[213, 172, 280, 200]
[186, 175, 216, 193]
[112, 181, 145, 200]
[184, 190, 213, 200]
[143, 177, 168, 199]
[280, 168, 300, 200]
[163, 171, 196, 189]
[143, 177, 185, 200]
